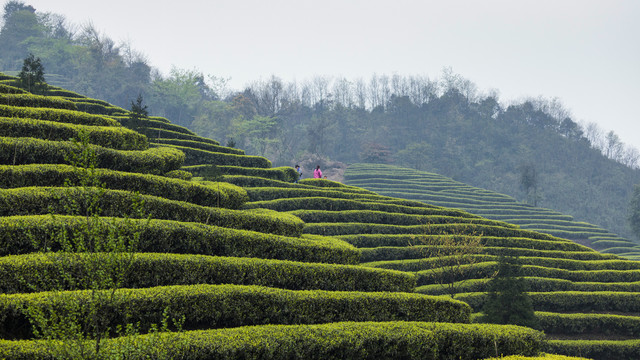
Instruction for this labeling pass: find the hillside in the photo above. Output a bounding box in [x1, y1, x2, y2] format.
[0, 72, 634, 359]
[344, 163, 640, 259]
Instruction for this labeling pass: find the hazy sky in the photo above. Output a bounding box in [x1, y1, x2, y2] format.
[24, 0, 640, 149]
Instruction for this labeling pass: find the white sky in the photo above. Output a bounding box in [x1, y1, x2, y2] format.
[25, 0, 640, 150]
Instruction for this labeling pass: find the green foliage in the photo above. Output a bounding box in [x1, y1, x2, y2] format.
[0, 117, 149, 150]
[0, 164, 247, 209]
[166, 143, 272, 168]
[18, 53, 46, 94]
[537, 311, 640, 337]
[0, 187, 303, 236]
[0, 104, 119, 126]
[483, 256, 539, 329]
[162, 169, 192, 180]
[152, 138, 245, 155]
[546, 339, 640, 360]
[628, 184, 640, 240]
[0, 284, 472, 339]
[0, 321, 545, 359]
[0, 252, 415, 294]
[0, 137, 184, 174]
[0, 93, 76, 110]
[0, 215, 359, 264]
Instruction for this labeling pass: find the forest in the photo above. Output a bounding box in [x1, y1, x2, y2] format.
[1, 0, 640, 240]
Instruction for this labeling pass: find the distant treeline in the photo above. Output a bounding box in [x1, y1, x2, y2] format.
[2, 1, 639, 239]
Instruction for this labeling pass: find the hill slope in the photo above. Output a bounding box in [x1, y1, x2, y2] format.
[345, 163, 640, 259]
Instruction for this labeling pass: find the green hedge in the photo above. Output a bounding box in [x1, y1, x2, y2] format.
[0, 84, 26, 94]
[484, 354, 589, 360]
[163, 169, 193, 180]
[417, 277, 640, 295]
[545, 339, 640, 360]
[139, 127, 221, 145]
[298, 178, 377, 193]
[0, 284, 471, 339]
[288, 209, 513, 228]
[244, 197, 496, 218]
[114, 116, 197, 136]
[186, 164, 296, 182]
[367, 255, 640, 272]
[152, 138, 244, 155]
[0, 117, 148, 150]
[304, 222, 557, 240]
[415, 262, 640, 287]
[162, 144, 271, 168]
[0, 164, 246, 209]
[360, 246, 610, 263]
[0, 104, 119, 126]
[0, 215, 358, 264]
[74, 101, 122, 115]
[246, 187, 388, 202]
[0, 252, 415, 294]
[0, 94, 76, 110]
[337, 234, 589, 251]
[536, 311, 640, 337]
[0, 187, 299, 235]
[0, 321, 544, 359]
[0, 137, 184, 174]
[457, 291, 640, 313]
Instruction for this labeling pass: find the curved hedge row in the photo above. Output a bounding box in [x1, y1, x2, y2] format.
[0, 187, 300, 235]
[0, 104, 119, 126]
[0, 215, 358, 264]
[457, 291, 640, 313]
[74, 101, 123, 115]
[186, 164, 296, 182]
[114, 116, 197, 136]
[0, 164, 246, 209]
[417, 277, 640, 295]
[0, 94, 77, 110]
[152, 138, 245, 155]
[246, 187, 394, 202]
[304, 222, 557, 240]
[415, 262, 640, 286]
[537, 311, 640, 337]
[288, 209, 512, 228]
[0, 321, 544, 360]
[546, 339, 640, 360]
[336, 234, 589, 251]
[164, 144, 271, 168]
[244, 197, 469, 216]
[0, 137, 184, 175]
[0, 117, 148, 150]
[0, 252, 415, 294]
[360, 246, 611, 263]
[367, 255, 640, 273]
[0, 84, 26, 94]
[0, 284, 471, 339]
[139, 127, 221, 145]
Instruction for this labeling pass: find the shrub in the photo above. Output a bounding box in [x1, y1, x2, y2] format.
[0, 164, 246, 208]
[0, 117, 148, 150]
[0, 321, 544, 359]
[537, 311, 640, 337]
[0, 94, 76, 110]
[163, 169, 192, 180]
[0, 284, 472, 339]
[0, 187, 301, 235]
[0, 137, 184, 174]
[545, 339, 640, 360]
[164, 144, 271, 168]
[152, 138, 245, 155]
[0, 252, 416, 294]
[0, 215, 359, 264]
[137, 127, 220, 145]
[186, 164, 296, 182]
[288, 209, 513, 227]
[0, 104, 119, 126]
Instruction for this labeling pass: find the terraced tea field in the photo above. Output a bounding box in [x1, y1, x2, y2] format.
[345, 163, 640, 259]
[0, 72, 634, 358]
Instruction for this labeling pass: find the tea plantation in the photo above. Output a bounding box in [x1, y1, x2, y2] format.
[0, 72, 628, 358]
[345, 163, 640, 259]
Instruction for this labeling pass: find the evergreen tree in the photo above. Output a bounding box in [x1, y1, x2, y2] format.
[628, 184, 640, 240]
[18, 53, 47, 94]
[483, 256, 539, 329]
[129, 93, 148, 130]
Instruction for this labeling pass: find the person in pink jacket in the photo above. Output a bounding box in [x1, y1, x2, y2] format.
[313, 165, 322, 179]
